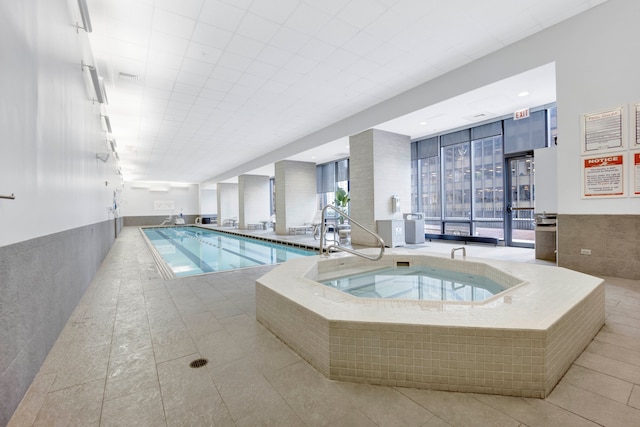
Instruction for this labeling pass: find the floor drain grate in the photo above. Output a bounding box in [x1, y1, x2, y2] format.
[189, 358, 208, 368]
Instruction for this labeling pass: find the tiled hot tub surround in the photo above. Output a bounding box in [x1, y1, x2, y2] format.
[255, 251, 605, 398]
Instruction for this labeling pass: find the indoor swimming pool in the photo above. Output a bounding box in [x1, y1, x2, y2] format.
[142, 226, 314, 278]
[320, 266, 505, 302]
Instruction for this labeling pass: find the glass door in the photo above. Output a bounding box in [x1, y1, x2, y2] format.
[505, 155, 535, 247]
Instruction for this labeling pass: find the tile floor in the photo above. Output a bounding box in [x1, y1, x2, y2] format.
[8, 226, 640, 426]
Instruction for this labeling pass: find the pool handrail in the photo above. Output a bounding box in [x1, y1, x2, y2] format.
[318, 204, 385, 261]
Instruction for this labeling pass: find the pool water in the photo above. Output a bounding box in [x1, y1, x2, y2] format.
[321, 266, 505, 302]
[142, 226, 314, 277]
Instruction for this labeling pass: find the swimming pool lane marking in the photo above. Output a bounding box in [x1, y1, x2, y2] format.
[155, 229, 217, 273]
[185, 231, 268, 266]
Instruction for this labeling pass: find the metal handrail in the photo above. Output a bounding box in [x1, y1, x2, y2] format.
[318, 204, 385, 261]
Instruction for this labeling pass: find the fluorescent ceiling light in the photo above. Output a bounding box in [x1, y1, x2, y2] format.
[76, 0, 92, 33]
[101, 115, 112, 133]
[82, 62, 108, 104]
[518, 91, 530, 97]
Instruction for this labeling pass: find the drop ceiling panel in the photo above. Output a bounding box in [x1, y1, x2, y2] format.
[86, 0, 605, 183]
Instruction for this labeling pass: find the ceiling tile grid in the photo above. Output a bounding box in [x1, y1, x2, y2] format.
[86, 0, 605, 183]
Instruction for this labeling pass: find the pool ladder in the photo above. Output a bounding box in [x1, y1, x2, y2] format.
[451, 247, 466, 259]
[318, 204, 385, 262]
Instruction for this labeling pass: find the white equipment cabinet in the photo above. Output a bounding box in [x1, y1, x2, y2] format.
[376, 219, 405, 247]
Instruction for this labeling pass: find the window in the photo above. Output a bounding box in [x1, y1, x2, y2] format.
[472, 136, 504, 239]
[442, 142, 470, 220]
[316, 159, 349, 215]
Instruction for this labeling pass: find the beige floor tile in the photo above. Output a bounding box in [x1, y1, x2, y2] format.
[472, 392, 600, 426]
[206, 299, 244, 319]
[219, 313, 268, 340]
[164, 394, 234, 427]
[264, 360, 369, 426]
[105, 347, 159, 401]
[7, 374, 56, 427]
[594, 330, 640, 352]
[48, 342, 111, 392]
[156, 353, 219, 413]
[181, 310, 225, 340]
[629, 385, 640, 410]
[238, 332, 301, 374]
[337, 382, 437, 426]
[575, 351, 640, 384]
[421, 416, 453, 426]
[209, 357, 296, 423]
[33, 378, 104, 427]
[585, 339, 640, 367]
[546, 382, 640, 427]
[320, 410, 378, 427]
[10, 228, 640, 427]
[561, 364, 633, 404]
[397, 388, 521, 427]
[601, 321, 640, 339]
[100, 386, 165, 427]
[151, 328, 198, 364]
[607, 313, 640, 329]
[194, 329, 248, 366]
[234, 407, 305, 427]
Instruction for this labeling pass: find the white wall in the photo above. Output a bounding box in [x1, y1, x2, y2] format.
[217, 182, 239, 222]
[200, 187, 217, 216]
[274, 160, 317, 234]
[551, 0, 640, 214]
[0, 0, 122, 247]
[121, 182, 199, 217]
[534, 145, 558, 213]
[238, 175, 271, 228]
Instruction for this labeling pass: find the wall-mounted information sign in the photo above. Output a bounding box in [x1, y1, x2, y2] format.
[582, 154, 625, 198]
[634, 152, 640, 196]
[634, 103, 640, 149]
[154, 200, 175, 210]
[582, 107, 624, 154]
[514, 108, 529, 120]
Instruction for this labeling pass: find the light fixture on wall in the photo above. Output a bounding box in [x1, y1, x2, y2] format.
[81, 61, 108, 104]
[96, 152, 110, 162]
[76, 0, 93, 33]
[101, 115, 112, 133]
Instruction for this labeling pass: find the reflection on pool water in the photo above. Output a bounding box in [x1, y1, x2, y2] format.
[142, 226, 314, 277]
[320, 266, 505, 302]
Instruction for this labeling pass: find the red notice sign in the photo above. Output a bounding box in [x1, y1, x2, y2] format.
[583, 155, 624, 197]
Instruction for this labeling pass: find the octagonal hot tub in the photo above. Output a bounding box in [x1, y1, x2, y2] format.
[256, 250, 604, 398]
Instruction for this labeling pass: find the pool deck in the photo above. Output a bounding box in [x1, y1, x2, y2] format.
[8, 226, 640, 426]
[197, 224, 554, 264]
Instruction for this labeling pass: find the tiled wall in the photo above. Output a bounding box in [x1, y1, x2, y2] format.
[123, 215, 198, 227]
[256, 269, 605, 399]
[349, 129, 411, 246]
[557, 215, 640, 279]
[0, 221, 115, 425]
[256, 284, 330, 375]
[544, 282, 605, 393]
[274, 160, 317, 235]
[329, 323, 548, 397]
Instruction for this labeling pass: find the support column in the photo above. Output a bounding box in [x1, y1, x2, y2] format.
[238, 174, 271, 229]
[349, 129, 411, 246]
[217, 183, 238, 226]
[274, 160, 316, 235]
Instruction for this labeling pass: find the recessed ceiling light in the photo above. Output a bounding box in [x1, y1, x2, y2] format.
[518, 91, 530, 97]
[419, 121, 427, 125]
